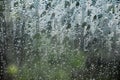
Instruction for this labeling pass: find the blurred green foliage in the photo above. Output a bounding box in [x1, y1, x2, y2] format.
[13, 32, 86, 80]
[7, 64, 18, 75]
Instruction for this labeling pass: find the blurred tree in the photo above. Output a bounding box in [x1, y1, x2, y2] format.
[0, 0, 7, 79]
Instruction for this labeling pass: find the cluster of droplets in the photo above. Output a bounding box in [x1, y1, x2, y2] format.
[2, 0, 120, 80]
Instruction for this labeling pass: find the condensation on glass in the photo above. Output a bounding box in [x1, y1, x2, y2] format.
[0, 0, 120, 80]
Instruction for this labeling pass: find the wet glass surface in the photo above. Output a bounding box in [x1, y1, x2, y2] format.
[0, 0, 120, 80]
